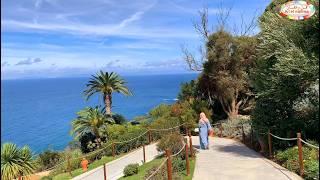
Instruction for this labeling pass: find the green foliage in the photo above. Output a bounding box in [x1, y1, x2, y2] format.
[212, 116, 251, 139]
[149, 104, 172, 119]
[71, 106, 113, 140]
[1, 143, 36, 180]
[105, 124, 148, 154]
[41, 176, 53, 180]
[112, 113, 127, 124]
[172, 157, 186, 172]
[275, 144, 319, 180]
[157, 132, 184, 155]
[49, 149, 83, 176]
[78, 132, 97, 153]
[197, 29, 257, 119]
[178, 80, 197, 102]
[84, 71, 132, 115]
[36, 149, 61, 171]
[123, 163, 139, 177]
[252, 1, 319, 146]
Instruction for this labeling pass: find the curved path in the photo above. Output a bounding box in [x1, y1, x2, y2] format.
[72, 136, 302, 180]
[73, 142, 161, 180]
[192, 136, 303, 180]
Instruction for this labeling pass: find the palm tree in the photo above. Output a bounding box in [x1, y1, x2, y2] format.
[1, 143, 36, 180]
[71, 107, 113, 139]
[84, 71, 132, 115]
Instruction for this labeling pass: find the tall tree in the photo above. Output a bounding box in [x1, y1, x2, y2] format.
[71, 107, 113, 139]
[251, 0, 319, 145]
[182, 7, 258, 119]
[198, 30, 256, 119]
[1, 143, 36, 180]
[84, 71, 132, 115]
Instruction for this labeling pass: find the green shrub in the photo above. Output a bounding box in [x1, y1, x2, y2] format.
[40, 176, 53, 180]
[144, 165, 181, 180]
[123, 163, 139, 177]
[275, 144, 319, 180]
[157, 132, 184, 155]
[212, 116, 251, 139]
[36, 150, 61, 171]
[172, 157, 186, 172]
[49, 149, 83, 176]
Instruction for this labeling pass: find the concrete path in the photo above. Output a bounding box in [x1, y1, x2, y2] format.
[73, 142, 161, 180]
[192, 136, 303, 180]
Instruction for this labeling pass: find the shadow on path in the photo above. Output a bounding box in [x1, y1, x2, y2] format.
[214, 144, 261, 158]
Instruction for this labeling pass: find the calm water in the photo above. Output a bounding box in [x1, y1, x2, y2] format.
[1, 74, 197, 153]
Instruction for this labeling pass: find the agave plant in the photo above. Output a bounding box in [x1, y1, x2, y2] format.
[84, 71, 132, 115]
[1, 143, 36, 180]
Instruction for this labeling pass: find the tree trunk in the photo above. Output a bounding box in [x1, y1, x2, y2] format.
[219, 96, 240, 120]
[105, 94, 112, 115]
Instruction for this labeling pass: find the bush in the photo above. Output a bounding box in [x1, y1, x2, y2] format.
[157, 132, 184, 155]
[112, 114, 127, 124]
[41, 176, 52, 180]
[275, 144, 319, 180]
[172, 157, 186, 172]
[144, 165, 181, 180]
[106, 124, 148, 154]
[123, 163, 139, 177]
[49, 149, 83, 176]
[212, 116, 251, 139]
[36, 149, 61, 171]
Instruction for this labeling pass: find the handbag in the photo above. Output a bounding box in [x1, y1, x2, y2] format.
[208, 128, 214, 137]
[206, 121, 214, 137]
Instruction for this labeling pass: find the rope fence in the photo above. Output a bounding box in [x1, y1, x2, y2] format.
[269, 133, 298, 141]
[145, 157, 168, 180]
[299, 138, 319, 149]
[23, 123, 189, 180]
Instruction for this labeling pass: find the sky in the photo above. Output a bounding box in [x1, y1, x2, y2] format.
[1, 0, 271, 79]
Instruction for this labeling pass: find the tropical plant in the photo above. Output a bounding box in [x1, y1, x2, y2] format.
[71, 107, 113, 140]
[1, 143, 36, 180]
[84, 71, 132, 115]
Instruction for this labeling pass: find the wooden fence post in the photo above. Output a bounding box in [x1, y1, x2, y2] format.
[184, 138, 190, 176]
[297, 133, 304, 177]
[103, 164, 107, 180]
[188, 131, 193, 157]
[112, 142, 115, 158]
[143, 144, 146, 163]
[219, 123, 222, 137]
[268, 129, 272, 159]
[166, 149, 172, 180]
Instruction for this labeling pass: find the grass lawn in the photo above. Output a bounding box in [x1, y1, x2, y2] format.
[178, 158, 196, 180]
[51, 155, 120, 180]
[119, 157, 196, 180]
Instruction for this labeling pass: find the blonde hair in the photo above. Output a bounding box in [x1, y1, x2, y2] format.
[199, 112, 209, 122]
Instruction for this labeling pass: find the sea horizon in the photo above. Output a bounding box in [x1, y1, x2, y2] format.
[1, 73, 198, 153]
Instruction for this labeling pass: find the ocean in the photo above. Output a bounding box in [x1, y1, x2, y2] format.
[1, 73, 197, 153]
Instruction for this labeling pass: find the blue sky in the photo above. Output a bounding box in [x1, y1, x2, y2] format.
[1, 0, 271, 79]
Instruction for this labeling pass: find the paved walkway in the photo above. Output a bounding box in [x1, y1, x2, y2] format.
[192, 136, 303, 180]
[73, 142, 161, 180]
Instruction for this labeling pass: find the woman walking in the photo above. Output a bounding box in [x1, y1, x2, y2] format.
[199, 112, 213, 150]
